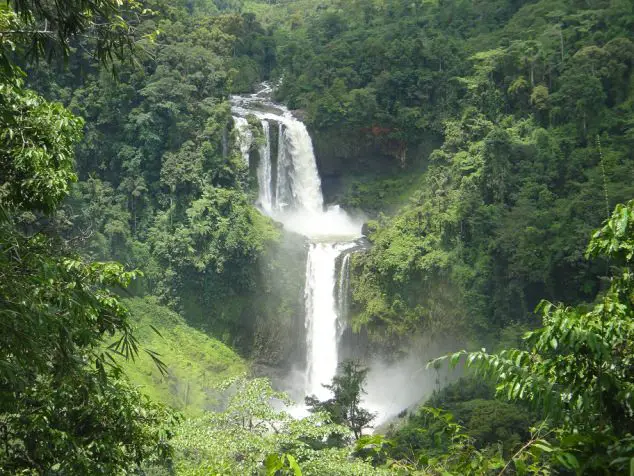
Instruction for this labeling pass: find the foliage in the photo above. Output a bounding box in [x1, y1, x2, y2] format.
[351, 84, 634, 346]
[111, 297, 247, 415]
[0, 79, 82, 214]
[0, 207, 177, 471]
[6, 0, 634, 472]
[3, 17, 303, 473]
[0, 0, 178, 472]
[171, 376, 388, 475]
[357, 408, 550, 475]
[253, 0, 634, 352]
[388, 377, 533, 464]
[306, 360, 376, 442]
[2, 368, 177, 474]
[432, 200, 634, 473]
[389, 407, 508, 475]
[0, 0, 146, 70]
[25, 0, 304, 363]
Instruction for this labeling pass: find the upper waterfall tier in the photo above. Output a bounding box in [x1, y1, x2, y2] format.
[231, 85, 363, 241]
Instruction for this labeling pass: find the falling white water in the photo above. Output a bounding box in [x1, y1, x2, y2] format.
[257, 120, 273, 213]
[231, 84, 364, 404]
[276, 121, 292, 211]
[232, 116, 252, 164]
[336, 252, 352, 340]
[231, 87, 361, 240]
[279, 120, 324, 213]
[304, 242, 357, 400]
[230, 85, 449, 427]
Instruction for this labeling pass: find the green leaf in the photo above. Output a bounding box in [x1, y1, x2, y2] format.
[286, 454, 302, 476]
[149, 324, 163, 339]
[532, 440, 553, 453]
[450, 351, 462, 367]
[264, 453, 283, 474]
[514, 458, 527, 475]
[562, 452, 580, 469]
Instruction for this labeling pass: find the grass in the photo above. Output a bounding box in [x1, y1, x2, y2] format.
[112, 297, 247, 416]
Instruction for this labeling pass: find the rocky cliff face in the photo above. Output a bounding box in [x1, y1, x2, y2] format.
[310, 126, 441, 206]
[312, 127, 402, 204]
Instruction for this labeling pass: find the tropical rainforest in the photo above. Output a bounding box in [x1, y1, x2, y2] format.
[1, 0, 633, 474]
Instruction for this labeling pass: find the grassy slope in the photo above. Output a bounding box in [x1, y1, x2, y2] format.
[114, 297, 247, 416]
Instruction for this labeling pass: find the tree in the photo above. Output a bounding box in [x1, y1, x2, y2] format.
[172, 376, 388, 475]
[305, 360, 376, 441]
[0, 86, 175, 472]
[553, 70, 606, 138]
[1, 0, 146, 68]
[435, 200, 634, 473]
[0, 0, 175, 472]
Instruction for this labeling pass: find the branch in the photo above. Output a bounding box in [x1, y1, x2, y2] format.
[0, 30, 55, 34]
[498, 427, 554, 476]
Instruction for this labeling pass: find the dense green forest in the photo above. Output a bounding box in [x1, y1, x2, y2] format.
[1, 0, 634, 473]
[266, 0, 634, 347]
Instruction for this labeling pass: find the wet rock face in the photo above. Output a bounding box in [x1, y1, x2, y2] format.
[312, 128, 396, 206]
[312, 128, 394, 178]
[290, 109, 308, 122]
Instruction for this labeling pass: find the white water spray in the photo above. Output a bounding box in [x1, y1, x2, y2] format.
[230, 85, 450, 428]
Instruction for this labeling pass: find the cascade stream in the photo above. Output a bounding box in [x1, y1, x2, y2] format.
[231, 85, 363, 404]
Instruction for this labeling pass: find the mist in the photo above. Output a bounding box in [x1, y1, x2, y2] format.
[361, 337, 462, 427]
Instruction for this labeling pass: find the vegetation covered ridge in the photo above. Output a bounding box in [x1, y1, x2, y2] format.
[259, 0, 634, 346]
[113, 297, 247, 415]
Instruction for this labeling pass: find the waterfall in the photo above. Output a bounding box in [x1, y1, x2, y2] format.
[304, 242, 356, 400]
[257, 120, 273, 213]
[279, 119, 324, 213]
[275, 122, 293, 210]
[231, 85, 364, 402]
[336, 251, 352, 340]
[230, 85, 439, 427]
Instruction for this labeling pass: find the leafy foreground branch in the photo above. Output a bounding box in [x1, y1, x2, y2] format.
[0, 91, 175, 474]
[431, 200, 634, 474]
[0, 7, 176, 467]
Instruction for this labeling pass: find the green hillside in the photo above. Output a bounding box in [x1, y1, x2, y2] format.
[115, 297, 247, 416]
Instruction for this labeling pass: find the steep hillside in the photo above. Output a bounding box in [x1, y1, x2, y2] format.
[115, 297, 247, 415]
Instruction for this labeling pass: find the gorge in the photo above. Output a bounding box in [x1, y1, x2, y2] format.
[231, 85, 367, 405]
[231, 85, 443, 423]
[6, 0, 633, 471]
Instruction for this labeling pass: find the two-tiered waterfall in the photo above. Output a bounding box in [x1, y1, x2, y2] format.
[231, 85, 363, 402]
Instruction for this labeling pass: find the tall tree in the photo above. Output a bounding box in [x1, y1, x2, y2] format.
[306, 360, 376, 441]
